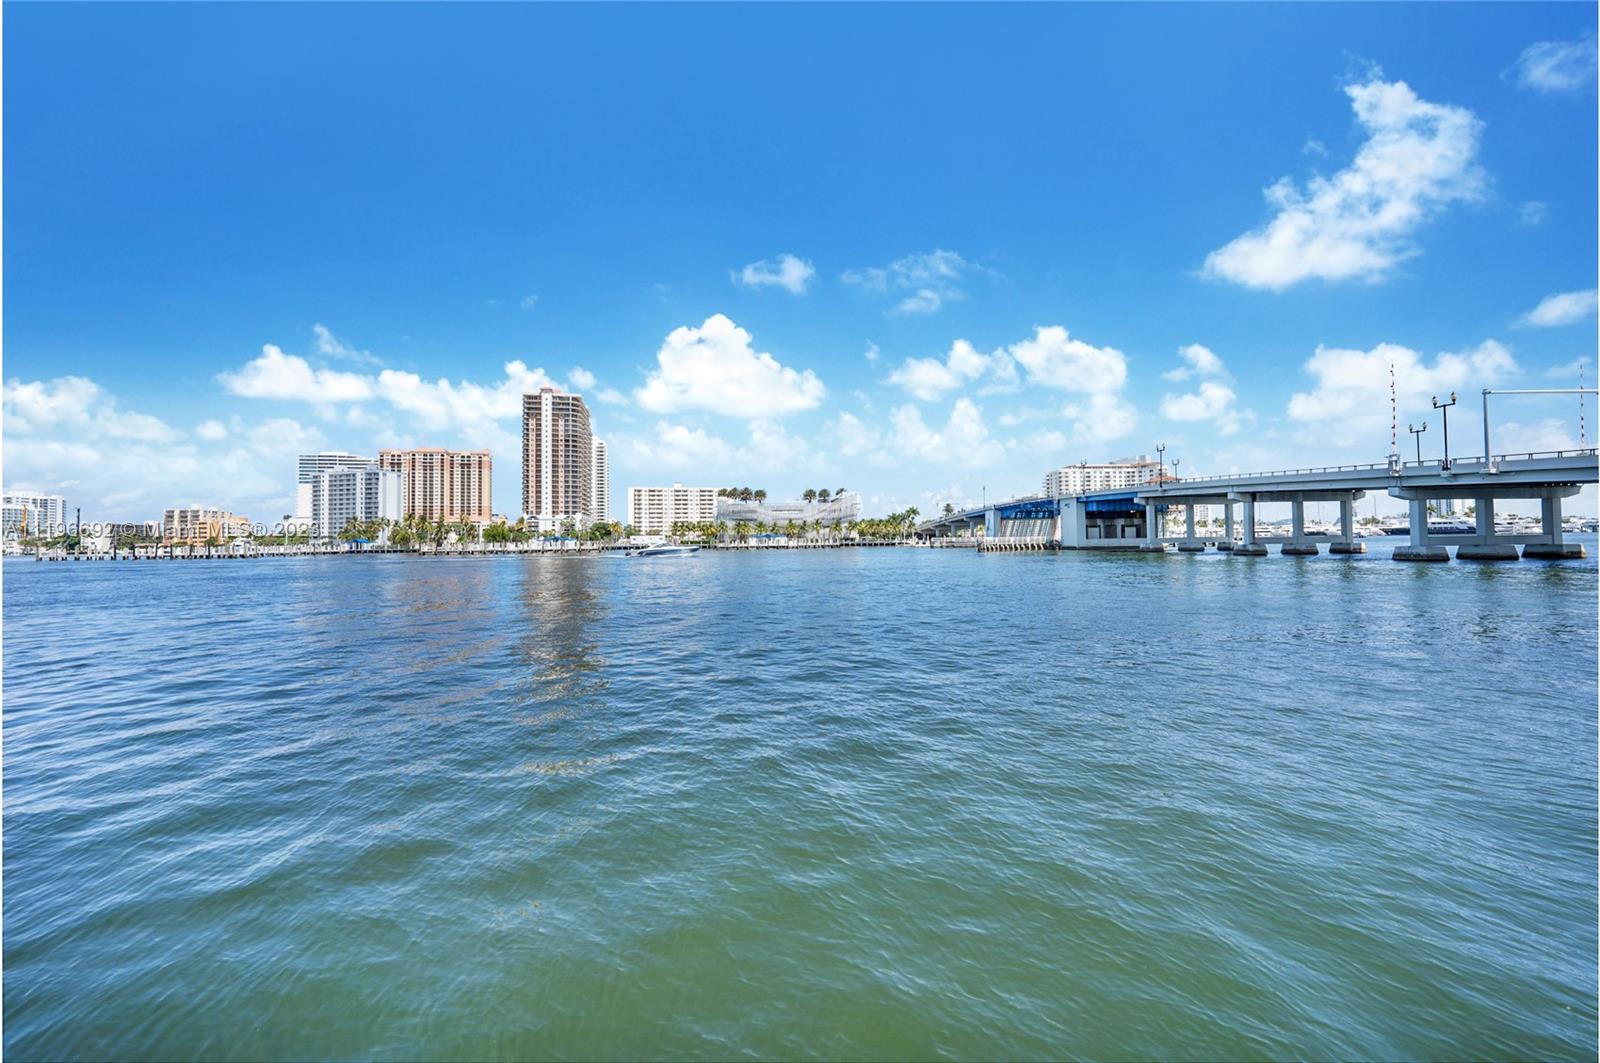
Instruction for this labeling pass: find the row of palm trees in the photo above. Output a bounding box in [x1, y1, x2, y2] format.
[332, 515, 632, 548]
[668, 507, 919, 544]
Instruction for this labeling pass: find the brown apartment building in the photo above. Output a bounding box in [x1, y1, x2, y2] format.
[522, 387, 592, 526]
[377, 448, 493, 522]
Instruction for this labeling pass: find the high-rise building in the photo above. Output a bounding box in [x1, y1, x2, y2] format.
[1042, 456, 1162, 497]
[377, 448, 492, 522]
[628, 484, 718, 534]
[523, 387, 593, 528]
[591, 437, 610, 522]
[162, 506, 252, 545]
[310, 464, 404, 538]
[2, 492, 69, 541]
[294, 452, 371, 520]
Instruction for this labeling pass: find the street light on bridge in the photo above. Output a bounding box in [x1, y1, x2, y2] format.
[1408, 421, 1427, 464]
[1432, 392, 1457, 469]
[1156, 443, 1166, 481]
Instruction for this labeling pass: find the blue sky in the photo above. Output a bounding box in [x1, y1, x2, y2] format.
[5, 4, 1596, 521]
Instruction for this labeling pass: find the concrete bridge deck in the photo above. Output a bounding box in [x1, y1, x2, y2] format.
[916, 449, 1599, 561]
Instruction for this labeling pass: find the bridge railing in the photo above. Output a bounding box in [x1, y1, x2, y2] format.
[1150, 449, 1598, 488]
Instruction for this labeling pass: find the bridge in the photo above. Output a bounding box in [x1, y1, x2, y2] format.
[915, 449, 1600, 561]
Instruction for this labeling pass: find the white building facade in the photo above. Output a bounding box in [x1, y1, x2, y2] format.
[715, 491, 862, 527]
[294, 451, 372, 521]
[628, 484, 718, 534]
[1043, 456, 1162, 497]
[311, 464, 404, 539]
[2, 492, 69, 542]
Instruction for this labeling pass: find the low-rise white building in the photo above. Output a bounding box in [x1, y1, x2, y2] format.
[716, 491, 862, 527]
[628, 484, 718, 534]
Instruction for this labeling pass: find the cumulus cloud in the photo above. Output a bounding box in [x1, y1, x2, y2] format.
[5, 376, 179, 442]
[887, 340, 996, 401]
[1287, 339, 1518, 445]
[374, 360, 560, 431]
[1519, 288, 1598, 327]
[842, 249, 990, 315]
[830, 411, 882, 458]
[1519, 201, 1549, 227]
[568, 367, 598, 391]
[1006, 326, 1128, 395]
[889, 398, 1006, 466]
[1060, 393, 1138, 444]
[1204, 76, 1484, 290]
[1159, 343, 1246, 434]
[218, 344, 375, 403]
[1509, 33, 1597, 93]
[732, 253, 816, 295]
[195, 419, 229, 440]
[635, 314, 825, 418]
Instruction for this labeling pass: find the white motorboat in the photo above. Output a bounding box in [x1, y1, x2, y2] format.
[627, 544, 700, 557]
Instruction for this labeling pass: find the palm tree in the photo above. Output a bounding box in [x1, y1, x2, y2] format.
[734, 520, 753, 543]
[753, 489, 767, 503]
[818, 488, 831, 503]
[803, 489, 817, 503]
[836, 487, 847, 498]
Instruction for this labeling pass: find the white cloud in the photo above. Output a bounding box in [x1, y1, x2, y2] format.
[312, 323, 381, 366]
[595, 387, 628, 406]
[4, 376, 179, 442]
[1544, 357, 1592, 380]
[732, 253, 816, 295]
[1162, 342, 1227, 382]
[195, 419, 229, 440]
[1519, 288, 1598, 327]
[830, 411, 882, 457]
[1060, 393, 1138, 444]
[1495, 418, 1579, 453]
[634, 421, 735, 468]
[568, 367, 598, 391]
[1519, 201, 1549, 227]
[1509, 33, 1597, 93]
[863, 343, 880, 364]
[842, 249, 988, 315]
[1006, 326, 1127, 395]
[374, 360, 559, 431]
[887, 339, 995, 401]
[889, 398, 1005, 466]
[635, 314, 825, 419]
[218, 344, 375, 403]
[1286, 339, 1518, 445]
[1161, 381, 1243, 435]
[520, 294, 540, 310]
[1204, 76, 1484, 290]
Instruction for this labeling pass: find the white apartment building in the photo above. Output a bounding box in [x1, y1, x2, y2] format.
[1042, 456, 1162, 497]
[310, 464, 403, 539]
[2, 492, 69, 542]
[591, 436, 610, 522]
[294, 451, 372, 520]
[628, 484, 718, 534]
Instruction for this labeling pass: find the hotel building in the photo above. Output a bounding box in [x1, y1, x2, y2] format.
[378, 448, 492, 522]
[628, 484, 718, 534]
[523, 388, 593, 529]
[1042, 456, 1162, 497]
[310, 464, 403, 539]
[163, 506, 252, 545]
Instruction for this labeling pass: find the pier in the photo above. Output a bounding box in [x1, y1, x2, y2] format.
[917, 449, 1599, 561]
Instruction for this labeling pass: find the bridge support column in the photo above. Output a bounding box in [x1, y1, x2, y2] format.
[1395, 497, 1448, 562]
[1233, 496, 1266, 555]
[1523, 488, 1586, 558]
[1139, 502, 1166, 551]
[1178, 504, 1205, 551]
[1217, 502, 1235, 551]
[1282, 497, 1319, 555]
[1329, 495, 1366, 554]
[1457, 495, 1517, 561]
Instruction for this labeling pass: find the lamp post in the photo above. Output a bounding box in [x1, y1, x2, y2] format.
[1408, 421, 1427, 464]
[1431, 392, 1457, 469]
[1156, 443, 1167, 481]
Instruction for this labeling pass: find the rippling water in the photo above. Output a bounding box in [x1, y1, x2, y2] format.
[5, 543, 1596, 1060]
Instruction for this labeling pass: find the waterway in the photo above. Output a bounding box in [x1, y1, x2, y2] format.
[4, 544, 1596, 1059]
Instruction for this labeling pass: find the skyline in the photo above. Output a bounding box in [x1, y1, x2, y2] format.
[4, 5, 1597, 521]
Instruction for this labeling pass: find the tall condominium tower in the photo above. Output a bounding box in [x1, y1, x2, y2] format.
[294, 451, 371, 520]
[522, 388, 593, 527]
[590, 436, 610, 522]
[377, 448, 492, 522]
